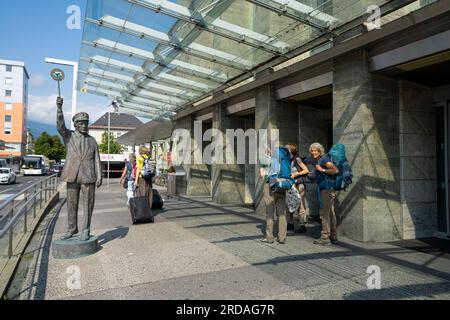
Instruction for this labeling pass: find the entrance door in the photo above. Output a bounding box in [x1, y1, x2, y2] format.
[436, 102, 450, 236]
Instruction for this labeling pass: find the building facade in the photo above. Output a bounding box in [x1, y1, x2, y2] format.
[89, 112, 143, 155]
[76, 0, 449, 242]
[0, 59, 29, 157]
[171, 1, 450, 242]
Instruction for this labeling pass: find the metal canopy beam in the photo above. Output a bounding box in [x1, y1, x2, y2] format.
[245, 0, 338, 34]
[88, 82, 183, 106]
[81, 55, 144, 73]
[116, 106, 155, 119]
[80, 68, 135, 83]
[83, 77, 128, 91]
[83, 39, 228, 83]
[119, 104, 167, 116]
[86, 16, 251, 71]
[128, 0, 287, 55]
[80, 65, 205, 97]
[123, 0, 236, 103]
[120, 100, 174, 113]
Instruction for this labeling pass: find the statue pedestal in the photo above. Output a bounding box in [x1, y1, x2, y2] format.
[52, 236, 99, 259]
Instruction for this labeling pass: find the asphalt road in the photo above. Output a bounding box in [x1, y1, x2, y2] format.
[0, 175, 54, 202]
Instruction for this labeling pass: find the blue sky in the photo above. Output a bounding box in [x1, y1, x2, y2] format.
[0, 0, 111, 129]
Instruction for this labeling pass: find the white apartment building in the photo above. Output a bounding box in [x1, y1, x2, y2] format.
[89, 112, 143, 156]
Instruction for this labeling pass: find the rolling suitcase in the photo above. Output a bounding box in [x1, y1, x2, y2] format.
[129, 196, 154, 224]
[152, 189, 164, 210]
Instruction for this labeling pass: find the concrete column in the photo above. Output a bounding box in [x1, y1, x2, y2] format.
[399, 80, 437, 239]
[254, 84, 299, 215]
[211, 104, 246, 205]
[333, 50, 401, 242]
[298, 105, 332, 218]
[174, 115, 211, 196]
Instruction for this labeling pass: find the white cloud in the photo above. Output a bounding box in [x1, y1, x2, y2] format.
[28, 94, 108, 126]
[29, 74, 45, 87]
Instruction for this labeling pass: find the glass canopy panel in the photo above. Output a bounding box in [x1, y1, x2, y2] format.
[80, 0, 419, 118]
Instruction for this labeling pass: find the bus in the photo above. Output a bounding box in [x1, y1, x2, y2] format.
[22, 155, 50, 176]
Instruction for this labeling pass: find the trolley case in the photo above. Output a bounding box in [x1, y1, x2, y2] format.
[129, 196, 154, 224]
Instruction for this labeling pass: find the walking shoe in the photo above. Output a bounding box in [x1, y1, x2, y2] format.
[313, 238, 331, 246]
[295, 225, 307, 233]
[331, 238, 339, 244]
[277, 238, 286, 244]
[287, 223, 295, 231]
[260, 237, 274, 244]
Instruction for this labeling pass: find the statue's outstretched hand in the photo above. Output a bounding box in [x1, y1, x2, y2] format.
[56, 97, 63, 108]
[96, 178, 103, 188]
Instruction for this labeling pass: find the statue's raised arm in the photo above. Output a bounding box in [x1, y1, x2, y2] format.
[56, 97, 71, 143]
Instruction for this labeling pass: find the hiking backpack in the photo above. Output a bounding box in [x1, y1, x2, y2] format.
[319, 143, 353, 191]
[268, 147, 295, 193]
[140, 156, 156, 181]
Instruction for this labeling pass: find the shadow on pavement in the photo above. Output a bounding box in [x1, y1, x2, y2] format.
[97, 226, 129, 247]
[343, 282, 450, 300]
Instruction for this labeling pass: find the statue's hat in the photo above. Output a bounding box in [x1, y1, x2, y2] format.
[72, 112, 89, 122]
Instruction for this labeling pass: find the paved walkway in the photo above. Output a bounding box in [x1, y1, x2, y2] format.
[6, 181, 450, 300]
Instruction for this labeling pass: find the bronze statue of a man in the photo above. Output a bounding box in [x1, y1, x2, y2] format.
[56, 97, 102, 241]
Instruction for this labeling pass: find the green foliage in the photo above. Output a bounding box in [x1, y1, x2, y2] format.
[99, 131, 125, 154]
[34, 132, 66, 162]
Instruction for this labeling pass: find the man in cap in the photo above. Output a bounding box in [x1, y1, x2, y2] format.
[56, 97, 102, 241]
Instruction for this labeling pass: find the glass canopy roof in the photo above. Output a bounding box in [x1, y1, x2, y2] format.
[78, 0, 392, 119]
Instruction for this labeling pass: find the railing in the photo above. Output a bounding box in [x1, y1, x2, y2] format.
[0, 174, 60, 293]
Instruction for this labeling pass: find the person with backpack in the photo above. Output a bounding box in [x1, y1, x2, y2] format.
[119, 153, 136, 207]
[310, 142, 339, 246]
[134, 146, 154, 220]
[285, 143, 310, 234]
[259, 144, 294, 244]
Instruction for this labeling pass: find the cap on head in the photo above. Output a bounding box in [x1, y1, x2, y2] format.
[72, 112, 89, 123]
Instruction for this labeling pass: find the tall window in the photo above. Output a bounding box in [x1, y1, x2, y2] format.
[5, 103, 13, 110]
[5, 90, 12, 97]
[5, 77, 13, 85]
[6, 65, 12, 72]
[5, 115, 12, 122]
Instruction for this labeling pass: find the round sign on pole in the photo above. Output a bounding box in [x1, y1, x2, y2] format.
[51, 68, 65, 81]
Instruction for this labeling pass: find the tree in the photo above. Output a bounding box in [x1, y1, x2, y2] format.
[99, 131, 125, 154]
[34, 132, 66, 162]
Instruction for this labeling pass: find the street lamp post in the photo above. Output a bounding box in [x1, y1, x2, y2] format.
[107, 101, 119, 188]
[108, 110, 110, 188]
[45, 58, 78, 130]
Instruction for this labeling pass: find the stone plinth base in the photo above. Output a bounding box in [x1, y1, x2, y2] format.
[52, 236, 99, 259]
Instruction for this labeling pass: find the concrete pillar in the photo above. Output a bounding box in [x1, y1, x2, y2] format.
[399, 80, 437, 239]
[174, 115, 211, 197]
[254, 84, 299, 215]
[333, 50, 401, 242]
[211, 104, 246, 205]
[298, 105, 332, 218]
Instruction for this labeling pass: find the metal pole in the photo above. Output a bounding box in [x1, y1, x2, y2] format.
[33, 185, 37, 219]
[24, 192, 28, 233]
[40, 181, 43, 209]
[8, 228, 13, 258]
[72, 62, 79, 131]
[108, 111, 110, 188]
